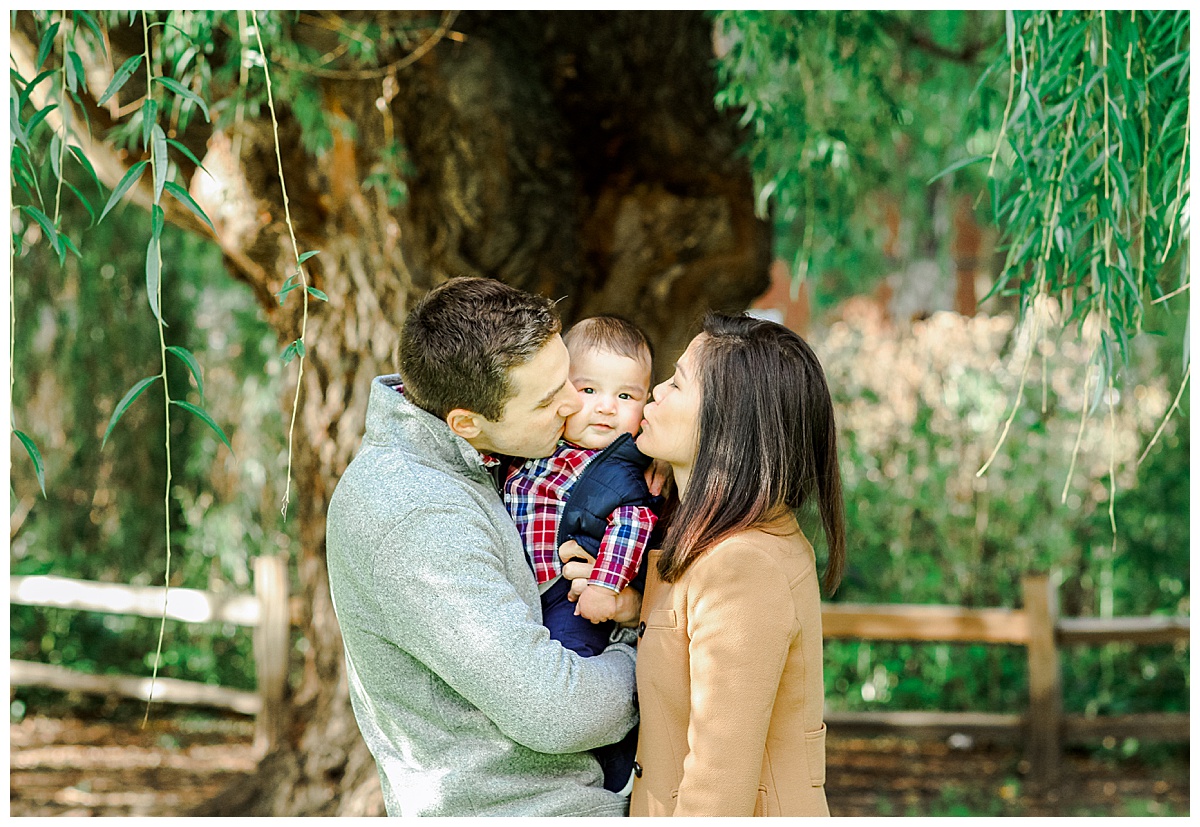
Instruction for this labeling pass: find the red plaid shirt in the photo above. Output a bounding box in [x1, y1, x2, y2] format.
[503, 441, 656, 593]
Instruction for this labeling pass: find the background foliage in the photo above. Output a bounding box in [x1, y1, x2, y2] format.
[715, 10, 1190, 373]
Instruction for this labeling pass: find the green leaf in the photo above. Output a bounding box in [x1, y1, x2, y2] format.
[163, 181, 215, 232]
[59, 232, 81, 261]
[103, 376, 159, 448]
[165, 138, 209, 175]
[18, 205, 61, 256]
[151, 204, 165, 239]
[927, 154, 988, 185]
[145, 237, 166, 326]
[1147, 51, 1189, 84]
[17, 69, 55, 111]
[13, 430, 47, 497]
[141, 99, 158, 150]
[65, 49, 85, 95]
[73, 11, 107, 55]
[10, 104, 31, 152]
[12, 147, 43, 206]
[152, 76, 211, 123]
[63, 181, 96, 226]
[298, 250, 321, 264]
[281, 342, 298, 364]
[307, 286, 329, 301]
[97, 54, 143, 107]
[152, 124, 168, 202]
[36, 21, 60, 72]
[49, 132, 62, 181]
[68, 145, 102, 194]
[171, 400, 233, 455]
[296, 339, 307, 358]
[25, 102, 58, 137]
[166, 345, 204, 399]
[98, 160, 148, 224]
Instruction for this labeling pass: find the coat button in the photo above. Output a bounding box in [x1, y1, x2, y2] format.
[633, 761, 642, 778]
[637, 621, 646, 638]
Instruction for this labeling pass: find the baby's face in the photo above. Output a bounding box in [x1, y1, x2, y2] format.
[563, 347, 651, 450]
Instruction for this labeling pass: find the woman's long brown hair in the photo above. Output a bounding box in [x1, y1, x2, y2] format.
[656, 314, 846, 595]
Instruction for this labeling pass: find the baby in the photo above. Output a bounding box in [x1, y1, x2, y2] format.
[503, 314, 661, 794]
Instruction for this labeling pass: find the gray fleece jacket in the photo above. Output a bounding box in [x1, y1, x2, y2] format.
[326, 375, 638, 817]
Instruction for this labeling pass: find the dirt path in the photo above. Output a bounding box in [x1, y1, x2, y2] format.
[9, 713, 1189, 817]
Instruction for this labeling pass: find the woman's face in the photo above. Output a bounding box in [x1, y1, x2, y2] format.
[636, 334, 704, 473]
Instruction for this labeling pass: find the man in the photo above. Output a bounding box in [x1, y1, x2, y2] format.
[326, 277, 640, 816]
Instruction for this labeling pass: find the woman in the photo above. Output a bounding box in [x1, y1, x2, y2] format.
[626, 313, 845, 816]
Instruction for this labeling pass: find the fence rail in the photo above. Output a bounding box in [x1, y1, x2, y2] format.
[10, 569, 1187, 784]
[823, 574, 1189, 785]
[10, 555, 288, 754]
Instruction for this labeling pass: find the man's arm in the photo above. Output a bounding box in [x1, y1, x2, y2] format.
[372, 504, 637, 755]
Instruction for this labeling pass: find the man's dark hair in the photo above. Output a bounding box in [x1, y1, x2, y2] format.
[399, 277, 561, 421]
[657, 313, 847, 596]
[563, 315, 654, 369]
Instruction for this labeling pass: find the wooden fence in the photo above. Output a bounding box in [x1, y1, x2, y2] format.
[10, 568, 1188, 785]
[10, 555, 289, 753]
[823, 574, 1190, 786]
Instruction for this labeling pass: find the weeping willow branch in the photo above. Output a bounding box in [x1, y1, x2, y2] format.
[253, 12, 310, 522]
[1137, 363, 1190, 467]
[140, 9, 174, 729]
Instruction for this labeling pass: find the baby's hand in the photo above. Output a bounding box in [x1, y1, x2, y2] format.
[575, 584, 618, 624]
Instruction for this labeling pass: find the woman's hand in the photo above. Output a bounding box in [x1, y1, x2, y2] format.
[644, 458, 673, 498]
[558, 541, 642, 625]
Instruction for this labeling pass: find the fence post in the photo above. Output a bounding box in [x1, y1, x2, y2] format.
[253, 555, 289, 754]
[1022, 573, 1061, 787]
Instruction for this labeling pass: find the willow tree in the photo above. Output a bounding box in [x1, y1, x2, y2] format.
[11, 10, 769, 815]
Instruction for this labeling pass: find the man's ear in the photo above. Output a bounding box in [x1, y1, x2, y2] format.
[445, 408, 483, 440]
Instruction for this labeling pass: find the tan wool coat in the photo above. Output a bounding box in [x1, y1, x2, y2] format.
[629, 516, 829, 817]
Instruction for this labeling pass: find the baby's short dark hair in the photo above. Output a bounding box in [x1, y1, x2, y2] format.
[563, 315, 653, 370]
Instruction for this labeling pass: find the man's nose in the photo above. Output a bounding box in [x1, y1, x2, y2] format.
[559, 384, 583, 416]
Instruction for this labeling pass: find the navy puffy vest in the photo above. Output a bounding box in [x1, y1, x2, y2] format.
[556, 432, 664, 591]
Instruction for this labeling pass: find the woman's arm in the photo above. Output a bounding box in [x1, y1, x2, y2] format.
[674, 542, 794, 816]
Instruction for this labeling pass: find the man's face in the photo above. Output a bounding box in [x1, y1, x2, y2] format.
[469, 335, 582, 458]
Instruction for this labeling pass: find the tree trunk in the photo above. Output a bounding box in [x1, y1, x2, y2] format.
[15, 11, 769, 815]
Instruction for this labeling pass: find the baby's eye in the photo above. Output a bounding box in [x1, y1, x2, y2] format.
[580, 387, 595, 394]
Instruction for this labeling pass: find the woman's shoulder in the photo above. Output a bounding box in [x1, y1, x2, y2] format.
[696, 521, 817, 581]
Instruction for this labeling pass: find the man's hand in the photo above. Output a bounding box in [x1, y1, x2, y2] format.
[575, 584, 618, 623]
[558, 541, 642, 626]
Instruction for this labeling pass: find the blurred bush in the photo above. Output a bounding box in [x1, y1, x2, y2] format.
[814, 303, 1189, 717]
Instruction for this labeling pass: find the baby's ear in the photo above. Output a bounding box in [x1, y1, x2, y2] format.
[445, 408, 483, 440]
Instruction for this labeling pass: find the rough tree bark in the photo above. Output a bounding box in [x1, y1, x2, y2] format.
[14, 11, 770, 815]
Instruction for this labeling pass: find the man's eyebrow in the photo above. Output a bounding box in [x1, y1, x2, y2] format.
[536, 380, 567, 407]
